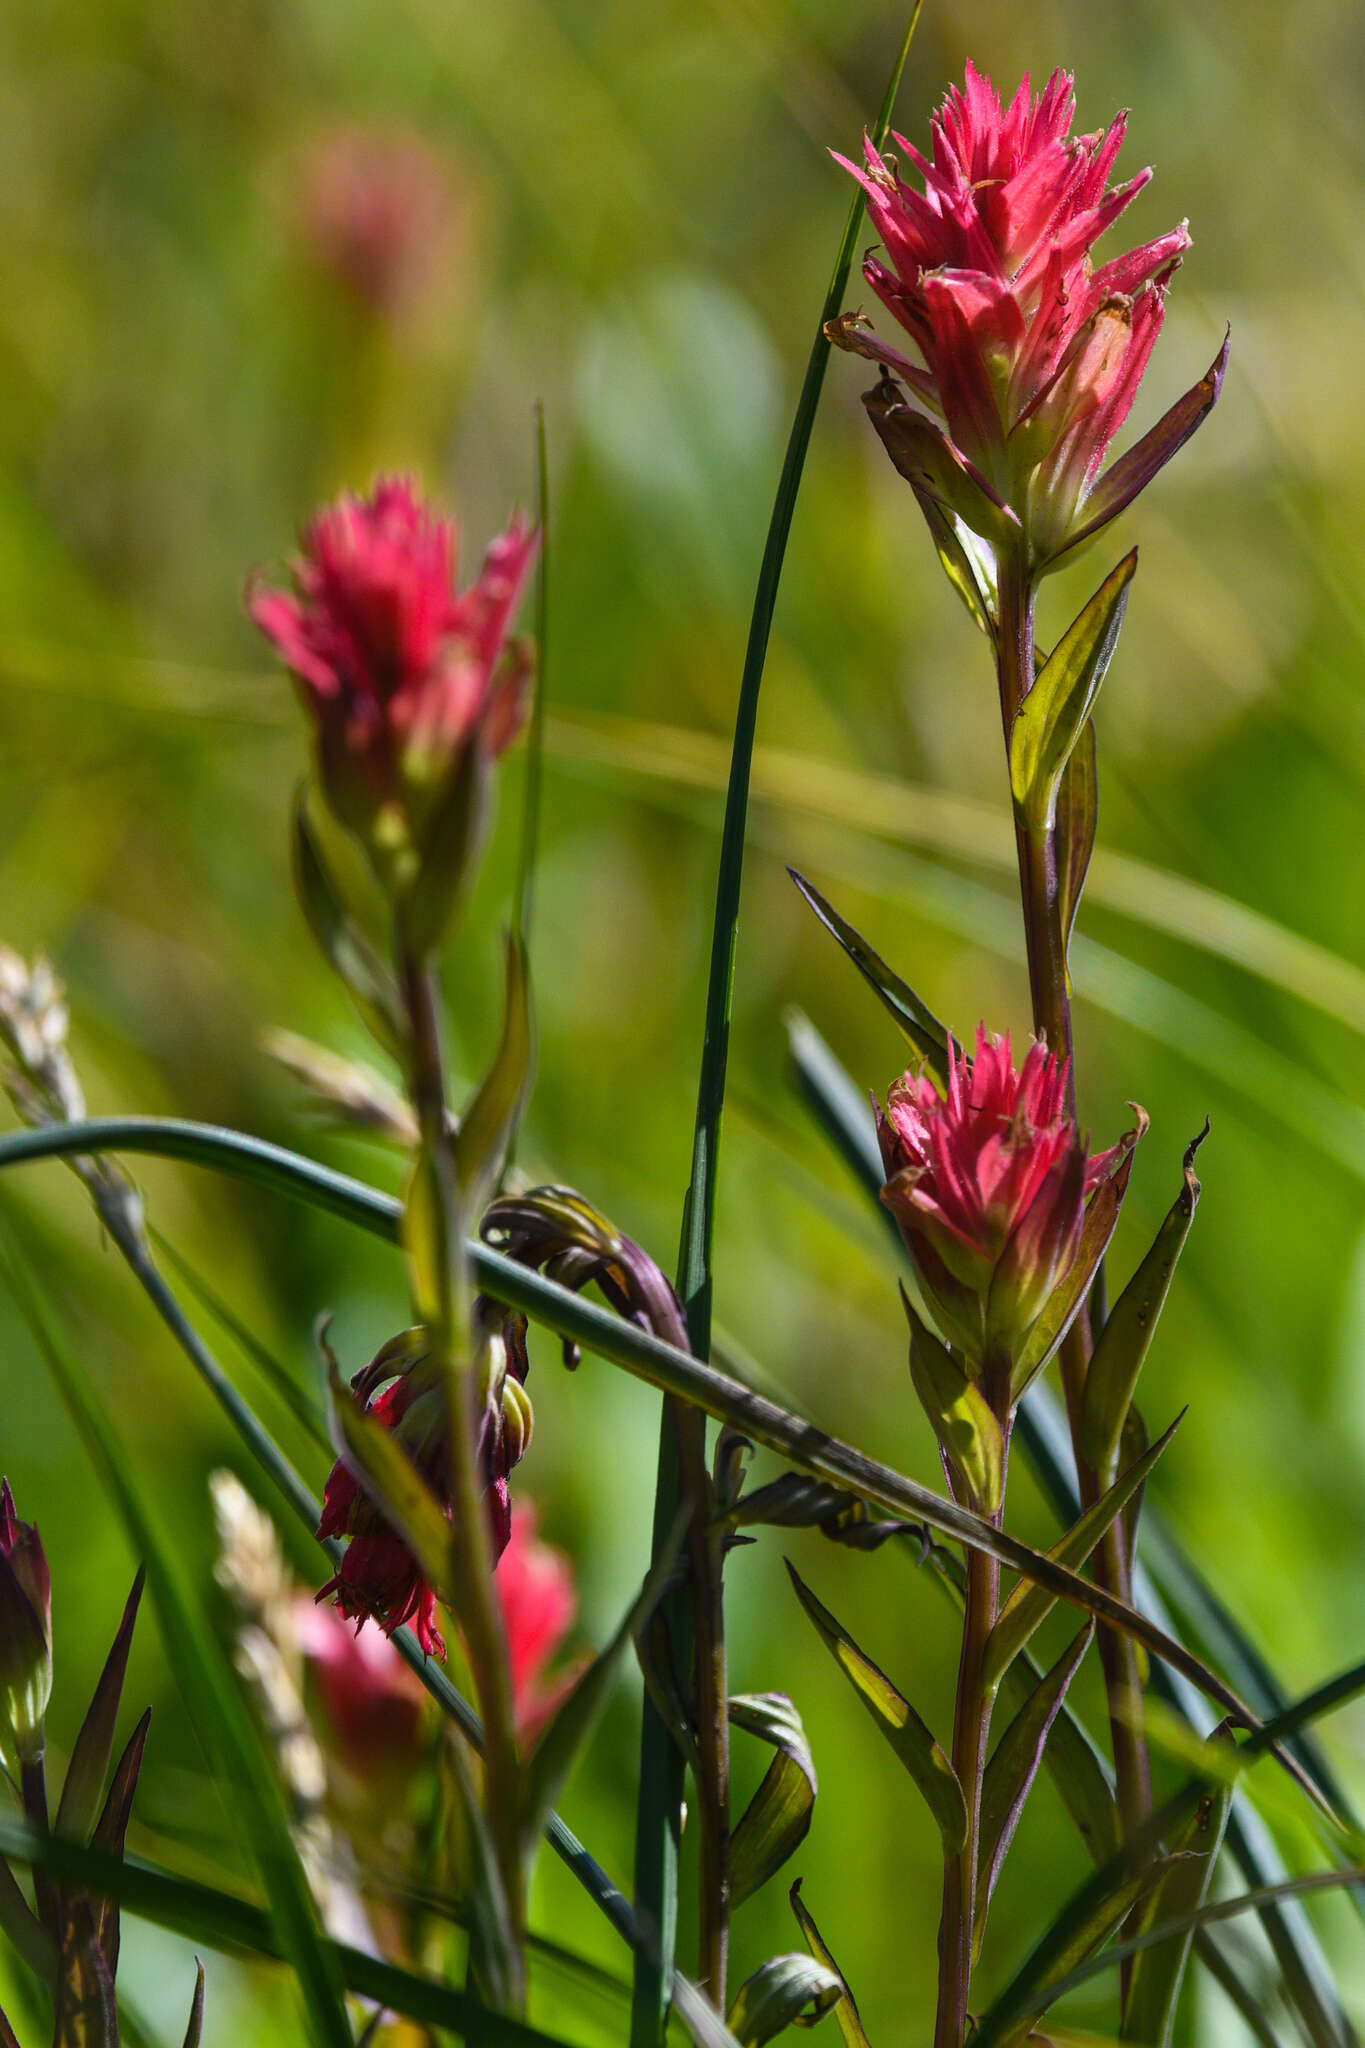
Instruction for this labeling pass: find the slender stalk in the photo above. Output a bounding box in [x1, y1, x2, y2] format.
[397, 948, 525, 2003]
[994, 548, 1152, 1835]
[934, 1476, 1003, 2048]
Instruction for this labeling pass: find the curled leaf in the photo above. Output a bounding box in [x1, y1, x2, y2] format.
[729, 1694, 817, 1908]
[726, 1953, 842, 2045]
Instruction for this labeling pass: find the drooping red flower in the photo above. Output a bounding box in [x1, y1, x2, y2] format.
[316, 1313, 533, 1661]
[0, 1478, 52, 1766]
[495, 1504, 580, 1743]
[878, 1027, 1136, 1378]
[249, 478, 537, 876]
[831, 66, 1226, 566]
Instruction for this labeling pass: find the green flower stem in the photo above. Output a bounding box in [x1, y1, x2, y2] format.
[995, 550, 1153, 1840]
[398, 949, 525, 2008]
[935, 1480, 1004, 2048]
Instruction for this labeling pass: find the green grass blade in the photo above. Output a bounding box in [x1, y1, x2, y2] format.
[639, 12, 921, 2037]
[2, 1256, 354, 2048]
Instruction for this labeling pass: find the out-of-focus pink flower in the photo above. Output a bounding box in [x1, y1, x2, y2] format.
[294, 1592, 427, 1774]
[495, 1505, 579, 1743]
[300, 128, 457, 321]
[0, 1478, 52, 1766]
[831, 66, 1226, 565]
[316, 1313, 534, 1661]
[249, 478, 537, 895]
[878, 1027, 1135, 1377]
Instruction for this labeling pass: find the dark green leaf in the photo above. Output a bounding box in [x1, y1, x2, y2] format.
[982, 1415, 1182, 1696]
[1123, 1730, 1235, 2046]
[55, 1573, 144, 1843]
[987, 1857, 1185, 2048]
[1080, 1128, 1207, 1480]
[787, 1563, 966, 1852]
[726, 1954, 841, 2045]
[902, 1288, 1004, 1513]
[1009, 552, 1136, 831]
[788, 870, 949, 1083]
[789, 1881, 872, 2048]
[728, 1694, 817, 1909]
[977, 1628, 1094, 1940]
[725, 1471, 917, 1550]
[291, 789, 402, 1056]
[0, 1846, 55, 1980]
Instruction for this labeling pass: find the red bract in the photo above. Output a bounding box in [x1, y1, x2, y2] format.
[878, 1027, 1129, 1374]
[831, 66, 1226, 566]
[249, 477, 537, 872]
[495, 1505, 580, 1743]
[316, 1315, 533, 1661]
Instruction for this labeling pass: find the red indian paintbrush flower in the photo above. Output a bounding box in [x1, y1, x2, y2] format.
[249, 477, 537, 925]
[831, 66, 1227, 568]
[316, 1311, 534, 1660]
[0, 1479, 52, 1766]
[878, 1027, 1140, 1388]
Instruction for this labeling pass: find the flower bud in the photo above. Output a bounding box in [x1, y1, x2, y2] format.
[0, 1479, 52, 1765]
[879, 1027, 1124, 1386]
[249, 478, 537, 942]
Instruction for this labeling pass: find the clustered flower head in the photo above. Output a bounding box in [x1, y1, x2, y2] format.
[879, 1026, 1131, 1377]
[0, 1478, 52, 1768]
[317, 1309, 534, 1660]
[832, 65, 1225, 567]
[249, 477, 537, 913]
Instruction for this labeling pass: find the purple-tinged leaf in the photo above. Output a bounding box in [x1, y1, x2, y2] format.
[182, 1959, 206, 2048]
[55, 1572, 144, 1845]
[1055, 720, 1098, 973]
[1081, 1126, 1208, 1482]
[976, 1627, 1094, 1945]
[789, 1881, 872, 2048]
[91, 1707, 152, 1975]
[863, 373, 1022, 545]
[53, 1902, 119, 2048]
[1059, 333, 1230, 561]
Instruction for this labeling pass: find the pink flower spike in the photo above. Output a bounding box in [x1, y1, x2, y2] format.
[829, 67, 1223, 566]
[495, 1505, 582, 1743]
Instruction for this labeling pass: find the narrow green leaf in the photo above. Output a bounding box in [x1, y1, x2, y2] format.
[982, 1414, 1183, 1697]
[54, 1573, 144, 1843]
[789, 1882, 871, 2048]
[787, 1562, 966, 1853]
[1055, 718, 1098, 970]
[728, 1694, 817, 1909]
[1123, 1730, 1235, 2046]
[6, 1262, 354, 2048]
[1080, 1128, 1207, 1479]
[181, 1961, 205, 2048]
[291, 789, 402, 1056]
[909, 491, 996, 636]
[520, 1518, 682, 1859]
[977, 1627, 1094, 1941]
[902, 1288, 1004, 1513]
[322, 1344, 454, 1606]
[452, 930, 535, 1222]
[726, 1955, 841, 2045]
[788, 869, 950, 1084]
[988, 1858, 1184, 2048]
[1009, 553, 1137, 830]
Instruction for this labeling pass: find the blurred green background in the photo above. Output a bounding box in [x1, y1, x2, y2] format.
[1, 0, 1363, 2039]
